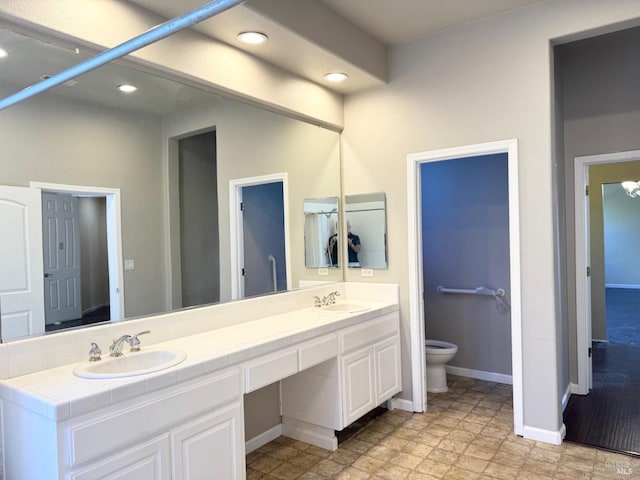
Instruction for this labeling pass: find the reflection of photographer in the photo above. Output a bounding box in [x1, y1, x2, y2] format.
[347, 221, 361, 267]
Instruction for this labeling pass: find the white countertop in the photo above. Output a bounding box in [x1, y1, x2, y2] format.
[0, 300, 398, 422]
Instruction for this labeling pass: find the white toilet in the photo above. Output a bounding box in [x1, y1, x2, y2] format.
[425, 340, 458, 393]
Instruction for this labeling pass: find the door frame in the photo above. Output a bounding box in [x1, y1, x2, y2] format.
[573, 149, 640, 394]
[229, 173, 291, 300]
[407, 138, 523, 436]
[30, 182, 125, 320]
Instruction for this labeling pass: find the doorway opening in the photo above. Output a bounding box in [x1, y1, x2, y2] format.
[566, 151, 640, 455]
[229, 173, 290, 300]
[32, 182, 124, 330]
[407, 139, 524, 437]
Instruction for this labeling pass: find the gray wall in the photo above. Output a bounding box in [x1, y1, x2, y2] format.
[422, 154, 511, 376]
[559, 26, 640, 368]
[178, 131, 220, 307]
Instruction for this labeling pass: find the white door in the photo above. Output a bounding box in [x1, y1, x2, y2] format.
[341, 347, 375, 426]
[42, 192, 82, 324]
[0, 186, 45, 340]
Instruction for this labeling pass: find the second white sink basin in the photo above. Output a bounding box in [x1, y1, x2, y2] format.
[319, 303, 370, 313]
[73, 348, 187, 379]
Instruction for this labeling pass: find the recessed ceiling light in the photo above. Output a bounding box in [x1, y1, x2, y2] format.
[118, 84, 137, 93]
[237, 31, 268, 45]
[0, 48, 7, 58]
[323, 72, 348, 83]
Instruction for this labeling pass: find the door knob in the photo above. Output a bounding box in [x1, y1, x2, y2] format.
[44, 273, 51, 277]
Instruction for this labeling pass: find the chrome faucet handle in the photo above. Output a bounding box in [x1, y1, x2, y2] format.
[88, 342, 102, 362]
[129, 330, 151, 352]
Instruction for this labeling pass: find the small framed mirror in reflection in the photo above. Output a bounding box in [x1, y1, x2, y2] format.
[303, 197, 340, 268]
[344, 193, 388, 269]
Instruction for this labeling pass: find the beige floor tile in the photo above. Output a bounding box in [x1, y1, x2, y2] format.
[442, 466, 480, 479]
[245, 376, 638, 480]
[335, 467, 372, 479]
[415, 458, 452, 478]
[463, 444, 497, 461]
[270, 462, 306, 480]
[482, 461, 520, 480]
[310, 458, 346, 477]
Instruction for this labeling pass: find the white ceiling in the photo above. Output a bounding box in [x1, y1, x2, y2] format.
[318, 0, 543, 45]
[127, 0, 544, 94]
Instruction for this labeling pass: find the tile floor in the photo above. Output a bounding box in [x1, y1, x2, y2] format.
[246, 375, 640, 479]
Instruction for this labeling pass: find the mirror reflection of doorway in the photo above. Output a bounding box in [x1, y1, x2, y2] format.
[240, 182, 287, 298]
[43, 192, 111, 332]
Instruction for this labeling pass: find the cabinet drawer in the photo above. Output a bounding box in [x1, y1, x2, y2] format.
[65, 368, 241, 467]
[299, 334, 338, 371]
[245, 349, 298, 393]
[341, 313, 398, 354]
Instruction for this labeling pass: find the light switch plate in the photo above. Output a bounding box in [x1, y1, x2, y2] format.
[318, 268, 329, 276]
[361, 269, 373, 277]
[124, 259, 135, 270]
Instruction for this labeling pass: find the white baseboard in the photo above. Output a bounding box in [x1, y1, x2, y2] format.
[606, 283, 640, 289]
[245, 424, 282, 454]
[388, 397, 413, 412]
[562, 383, 572, 411]
[446, 365, 512, 385]
[281, 416, 337, 451]
[522, 423, 566, 445]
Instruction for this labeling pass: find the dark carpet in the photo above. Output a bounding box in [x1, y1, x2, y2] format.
[45, 305, 111, 332]
[563, 288, 640, 457]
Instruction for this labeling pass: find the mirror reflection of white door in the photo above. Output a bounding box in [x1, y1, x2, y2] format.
[42, 192, 82, 325]
[0, 186, 45, 340]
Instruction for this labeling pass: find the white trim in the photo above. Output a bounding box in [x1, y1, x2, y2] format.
[229, 173, 291, 300]
[281, 416, 338, 451]
[446, 366, 512, 385]
[245, 424, 282, 454]
[570, 382, 581, 395]
[29, 181, 125, 321]
[574, 150, 640, 395]
[407, 139, 523, 436]
[388, 397, 414, 412]
[523, 424, 566, 445]
[562, 383, 572, 411]
[605, 283, 640, 289]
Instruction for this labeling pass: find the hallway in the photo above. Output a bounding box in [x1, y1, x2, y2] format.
[563, 288, 640, 457]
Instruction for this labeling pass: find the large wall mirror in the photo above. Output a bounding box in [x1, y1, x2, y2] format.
[344, 193, 388, 269]
[0, 27, 341, 342]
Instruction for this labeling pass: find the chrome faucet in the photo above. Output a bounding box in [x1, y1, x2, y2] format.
[314, 291, 341, 307]
[109, 330, 151, 357]
[109, 335, 132, 357]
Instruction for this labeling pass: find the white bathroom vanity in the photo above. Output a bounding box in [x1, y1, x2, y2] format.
[0, 283, 400, 479]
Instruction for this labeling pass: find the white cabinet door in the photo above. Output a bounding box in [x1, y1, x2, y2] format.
[341, 347, 375, 426]
[375, 336, 401, 404]
[68, 435, 170, 480]
[171, 401, 245, 480]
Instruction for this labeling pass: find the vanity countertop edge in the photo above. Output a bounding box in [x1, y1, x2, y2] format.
[0, 300, 399, 422]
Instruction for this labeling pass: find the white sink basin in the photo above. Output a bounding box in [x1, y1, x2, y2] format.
[318, 303, 370, 313]
[73, 348, 187, 379]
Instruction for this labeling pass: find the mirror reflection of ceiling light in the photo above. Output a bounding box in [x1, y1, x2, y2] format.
[0, 48, 7, 58]
[237, 31, 268, 45]
[323, 72, 348, 82]
[118, 84, 137, 93]
[621, 180, 640, 198]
